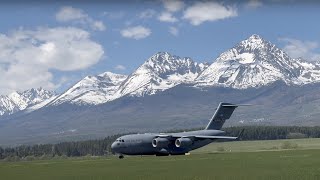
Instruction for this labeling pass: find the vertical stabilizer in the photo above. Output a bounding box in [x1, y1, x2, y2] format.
[205, 102, 239, 130]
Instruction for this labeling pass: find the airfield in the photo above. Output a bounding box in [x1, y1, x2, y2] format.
[1, 138, 320, 180]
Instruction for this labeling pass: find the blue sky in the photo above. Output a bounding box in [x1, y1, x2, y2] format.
[0, 0, 320, 94]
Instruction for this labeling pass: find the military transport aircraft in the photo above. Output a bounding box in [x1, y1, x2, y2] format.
[111, 102, 246, 159]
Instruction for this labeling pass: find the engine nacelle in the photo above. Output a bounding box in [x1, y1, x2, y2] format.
[152, 138, 169, 148]
[175, 138, 193, 148]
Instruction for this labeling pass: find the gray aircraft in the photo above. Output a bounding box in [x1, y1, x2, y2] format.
[111, 102, 245, 159]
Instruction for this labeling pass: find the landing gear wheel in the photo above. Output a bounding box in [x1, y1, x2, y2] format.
[119, 155, 124, 159]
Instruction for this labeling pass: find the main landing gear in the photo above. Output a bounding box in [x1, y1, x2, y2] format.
[118, 155, 124, 159]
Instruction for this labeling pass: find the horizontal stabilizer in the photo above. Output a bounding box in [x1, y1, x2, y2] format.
[222, 104, 252, 107]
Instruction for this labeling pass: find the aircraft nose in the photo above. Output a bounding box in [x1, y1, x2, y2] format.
[111, 142, 118, 152]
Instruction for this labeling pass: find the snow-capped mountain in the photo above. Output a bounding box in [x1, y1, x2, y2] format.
[116, 52, 208, 97]
[295, 58, 320, 84]
[2, 34, 320, 114]
[42, 52, 207, 106]
[0, 88, 55, 116]
[49, 72, 128, 105]
[196, 34, 320, 88]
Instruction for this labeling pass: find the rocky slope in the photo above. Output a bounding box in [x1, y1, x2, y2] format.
[0, 88, 55, 116]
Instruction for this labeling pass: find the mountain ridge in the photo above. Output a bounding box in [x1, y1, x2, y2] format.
[0, 88, 55, 116]
[2, 34, 320, 116]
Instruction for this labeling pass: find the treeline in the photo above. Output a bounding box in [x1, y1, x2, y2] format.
[1, 126, 320, 161]
[223, 126, 320, 140]
[0, 135, 119, 161]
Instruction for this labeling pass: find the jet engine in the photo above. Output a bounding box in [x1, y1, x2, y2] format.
[175, 138, 193, 148]
[152, 138, 169, 148]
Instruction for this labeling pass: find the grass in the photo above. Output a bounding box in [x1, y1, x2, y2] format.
[194, 138, 320, 153]
[1, 138, 320, 180]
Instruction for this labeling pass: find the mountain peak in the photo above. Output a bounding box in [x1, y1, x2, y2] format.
[98, 71, 124, 78]
[146, 52, 197, 69]
[49, 71, 128, 106]
[236, 34, 269, 51]
[152, 51, 172, 58]
[28, 87, 51, 95]
[0, 87, 55, 116]
[196, 34, 306, 88]
[248, 34, 263, 40]
[147, 52, 176, 64]
[117, 52, 206, 97]
[98, 71, 127, 83]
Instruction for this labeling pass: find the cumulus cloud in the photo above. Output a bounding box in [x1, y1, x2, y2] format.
[0, 27, 104, 94]
[162, 0, 185, 12]
[120, 26, 151, 40]
[114, 65, 126, 71]
[158, 0, 183, 24]
[139, 9, 156, 19]
[280, 38, 320, 61]
[158, 12, 178, 23]
[169, 26, 179, 36]
[246, 0, 263, 9]
[56, 6, 106, 31]
[183, 2, 238, 26]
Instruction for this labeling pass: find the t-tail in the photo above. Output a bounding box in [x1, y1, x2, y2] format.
[205, 102, 250, 130]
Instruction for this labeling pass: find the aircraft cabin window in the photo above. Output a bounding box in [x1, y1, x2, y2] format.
[122, 140, 124, 142]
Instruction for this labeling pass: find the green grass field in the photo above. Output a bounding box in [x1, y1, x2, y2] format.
[1, 138, 320, 180]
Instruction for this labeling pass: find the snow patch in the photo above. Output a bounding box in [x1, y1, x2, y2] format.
[237, 53, 255, 64]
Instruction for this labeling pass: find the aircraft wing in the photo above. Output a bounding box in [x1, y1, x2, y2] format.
[187, 135, 238, 140]
[157, 129, 244, 140]
[156, 134, 238, 140]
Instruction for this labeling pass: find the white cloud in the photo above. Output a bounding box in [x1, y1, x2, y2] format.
[120, 26, 151, 40]
[56, 6, 106, 31]
[158, 12, 178, 23]
[139, 9, 156, 19]
[246, 0, 263, 9]
[280, 38, 320, 61]
[56, 6, 87, 22]
[102, 11, 125, 19]
[91, 21, 106, 31]
[114, 65, 126, 71]
[0, 27, 104, 94]
[162, 0, 185, 12]
[169, 26, 179, 36]
[183, 2, 238, 26]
